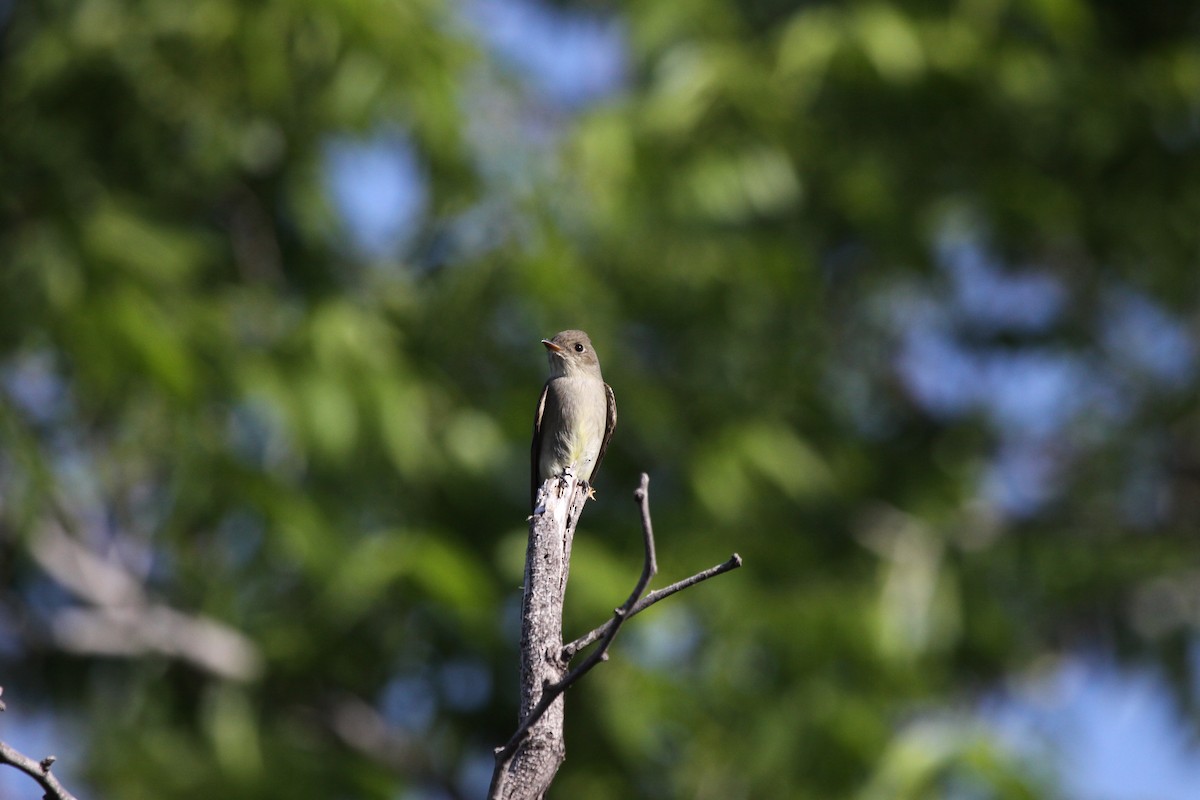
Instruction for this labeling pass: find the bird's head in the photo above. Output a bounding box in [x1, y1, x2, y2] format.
[543, 330, 601, 378]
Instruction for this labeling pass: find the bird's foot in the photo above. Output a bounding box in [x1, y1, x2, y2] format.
[557, 467, 577, 499]
[584, 481, 597, 501]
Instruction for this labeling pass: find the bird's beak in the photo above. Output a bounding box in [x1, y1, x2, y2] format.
[542, 339, 563, 353]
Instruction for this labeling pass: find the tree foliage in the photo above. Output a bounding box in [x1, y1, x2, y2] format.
[2, 0, 1198, 797]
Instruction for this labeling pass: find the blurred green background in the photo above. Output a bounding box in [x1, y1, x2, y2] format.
[2, 0, 1199, 797]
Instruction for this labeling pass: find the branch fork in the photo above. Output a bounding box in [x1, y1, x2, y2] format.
[489, 472, 742, 799]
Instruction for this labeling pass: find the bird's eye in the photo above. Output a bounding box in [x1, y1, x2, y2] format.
[574, 343, 585, 353]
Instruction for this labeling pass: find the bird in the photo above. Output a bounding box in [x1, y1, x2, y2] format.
[531, 330, 617, 510]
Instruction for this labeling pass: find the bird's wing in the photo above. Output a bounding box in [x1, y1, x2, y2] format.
[590, 382, 618, 484]
[531, 381, 550, 509]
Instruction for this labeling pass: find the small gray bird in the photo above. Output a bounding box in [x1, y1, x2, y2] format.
[531, 330, 617, 509]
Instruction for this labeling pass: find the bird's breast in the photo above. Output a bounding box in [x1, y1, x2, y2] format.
[540, 376, 607, 480]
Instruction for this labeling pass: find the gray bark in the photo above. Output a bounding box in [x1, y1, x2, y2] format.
[489, 475, 588, 799]
[489, 472, 742, 799]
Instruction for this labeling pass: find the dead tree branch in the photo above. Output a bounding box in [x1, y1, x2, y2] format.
[489, 472, 742, 799]
[488, 469, 588, 800]
[0, 688, 80, 800]
[32, 523, 264, 682]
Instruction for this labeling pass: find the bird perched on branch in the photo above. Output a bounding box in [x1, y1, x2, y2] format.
[531, 330, 617, 510]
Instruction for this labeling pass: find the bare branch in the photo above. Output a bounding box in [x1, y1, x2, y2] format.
[489, 473, 588, 799]
[30, 522, 263, 682]
[1, 395, 264, 681]
[31, 523, 147, 607]
[491, 472, 742, 799]
[0, 688, 80, 800]
[493, 474, 658, 772]
[550, 473, 658, 684]
[563, 553, 743, 660]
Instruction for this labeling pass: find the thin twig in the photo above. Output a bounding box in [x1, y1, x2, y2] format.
[562, 553, 743, 660]
[493, 473, 659, 769]
[0, 688, 80, 800]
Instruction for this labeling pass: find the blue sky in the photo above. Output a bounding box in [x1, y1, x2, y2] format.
[989, 657, 1200, 799]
